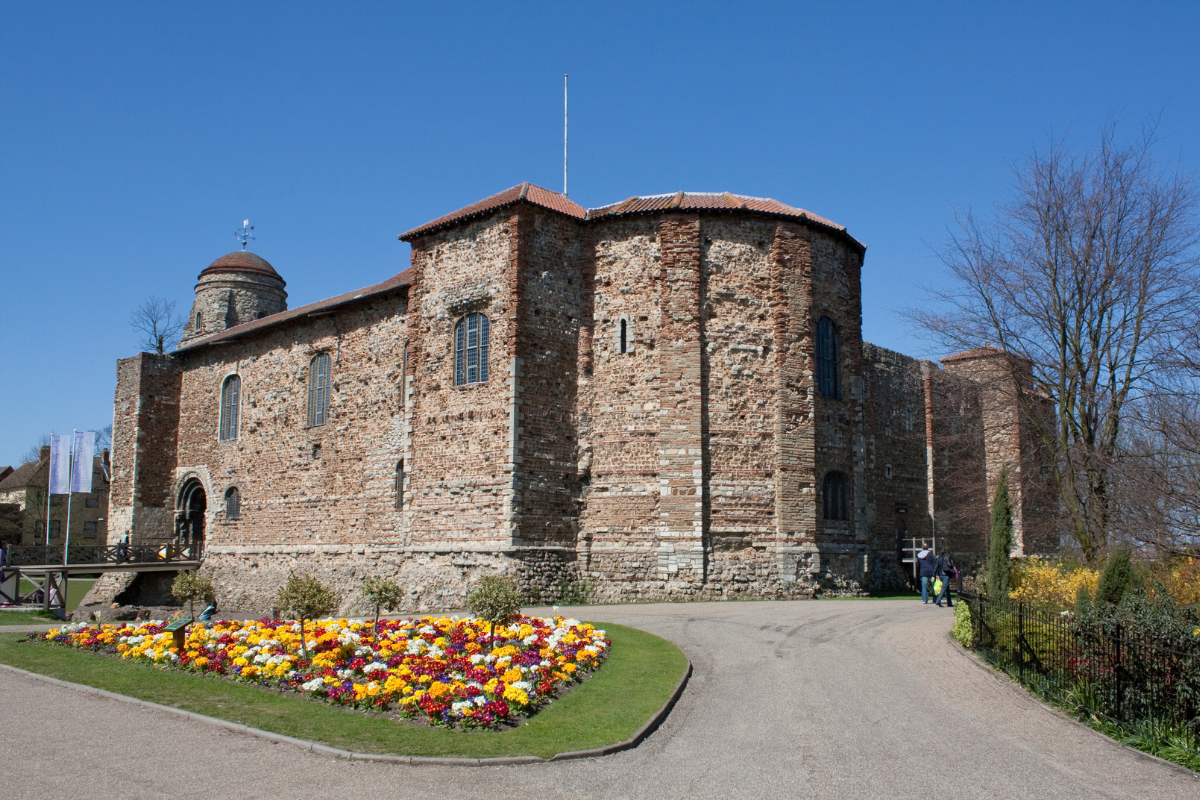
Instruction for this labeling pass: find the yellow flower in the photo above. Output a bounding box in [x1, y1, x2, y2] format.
[501, 668, 523, 684]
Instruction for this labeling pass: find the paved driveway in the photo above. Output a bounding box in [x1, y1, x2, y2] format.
[1, 599, 1195, 799]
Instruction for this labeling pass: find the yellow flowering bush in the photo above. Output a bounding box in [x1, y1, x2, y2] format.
[1008, 558, 1099, 610]
[36, 614, 609, 729]
[1163, 558, 1200, 608]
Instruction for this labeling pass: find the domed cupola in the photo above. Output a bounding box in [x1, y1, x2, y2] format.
[180, 251, 288, 344]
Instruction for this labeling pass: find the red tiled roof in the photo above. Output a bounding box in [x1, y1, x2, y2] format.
[199, 251, 284, 282]
[399, 183, 587, 241]
[177, 268, 413, 352]
[401, 185, 864, 251]
[587, 191, 862, 249]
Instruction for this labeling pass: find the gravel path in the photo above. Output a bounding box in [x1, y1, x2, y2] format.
[1, 599, 1195, 799]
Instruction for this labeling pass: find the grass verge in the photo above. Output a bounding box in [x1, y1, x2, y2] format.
[0, 622, 686, 759]
[0, 610, 58, 626]
[18, 577, 96, 611]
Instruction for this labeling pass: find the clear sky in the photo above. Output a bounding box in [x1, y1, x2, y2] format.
[2, 1, 1197, 467]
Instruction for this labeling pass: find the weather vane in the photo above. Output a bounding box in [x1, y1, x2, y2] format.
[235, 219, 255, 249]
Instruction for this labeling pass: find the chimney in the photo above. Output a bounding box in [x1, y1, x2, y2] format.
[39, 445, 50, 461]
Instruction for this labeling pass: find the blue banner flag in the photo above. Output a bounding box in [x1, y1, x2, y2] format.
[71, 431, 95, 494]
[48, 434, 72, 495]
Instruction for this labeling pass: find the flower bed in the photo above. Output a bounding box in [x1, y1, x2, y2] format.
[34, 615, 609, 729]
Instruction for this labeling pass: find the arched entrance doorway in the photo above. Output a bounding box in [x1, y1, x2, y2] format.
[177, 480, 207, 546]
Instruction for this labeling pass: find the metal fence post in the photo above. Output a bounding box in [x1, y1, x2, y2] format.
[1114, 622, 1123, 723]
[1018, 601, 1025, 684]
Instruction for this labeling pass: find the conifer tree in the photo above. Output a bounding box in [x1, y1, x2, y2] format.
[986, 471, 1014, 598]
[1095, 549, 1141, 605]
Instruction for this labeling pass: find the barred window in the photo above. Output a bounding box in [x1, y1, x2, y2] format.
[85, 495, 99, 508]
[816, 316, 840, 399]
[822, 471, 850, 521]
[219, 375, 241, 440]
[308, 353, 332, 426]
[454, 313, 490, 386]
[225, 486, 241, 519]
[84, 521, 98, 533]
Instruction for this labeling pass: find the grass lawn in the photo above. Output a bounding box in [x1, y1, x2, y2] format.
[0, 622, 687, 759]
[15, 576, 96, 611]
[0, 609, 59, 626]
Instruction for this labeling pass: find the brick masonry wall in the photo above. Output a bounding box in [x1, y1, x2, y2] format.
[861, 344, 933, 588]
[111, 198, 1052, 610]
[181, 272, 288, 345]
[109, 353, 181, 544]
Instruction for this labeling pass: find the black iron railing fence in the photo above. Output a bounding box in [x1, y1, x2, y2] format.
[3, 542, 203, 567]
[959, 590, 1199, 733]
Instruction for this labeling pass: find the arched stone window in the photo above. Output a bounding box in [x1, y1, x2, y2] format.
[822, 471, 850, 521]
[219, 375, 240, 441]
[308, 352, 332, 427]
[395, 459, 405, 510]
[195, 312, 204, 333]
[224, 486, 241, 519]
[454, 312, 490, 386]
[816, 316, 840, 399]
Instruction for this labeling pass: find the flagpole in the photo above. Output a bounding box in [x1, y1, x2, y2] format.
[63, 429, 75, 568]
[44, 435, 53, 547]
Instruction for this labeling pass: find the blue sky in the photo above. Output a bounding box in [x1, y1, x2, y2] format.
[2, 1, 1197, 467]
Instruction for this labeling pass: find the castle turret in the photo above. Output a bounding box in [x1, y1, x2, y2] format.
[180, 251, 287, 345]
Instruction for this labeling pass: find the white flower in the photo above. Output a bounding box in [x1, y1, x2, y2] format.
[301, 677, 324, 691]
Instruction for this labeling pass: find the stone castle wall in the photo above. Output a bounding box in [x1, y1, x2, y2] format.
[110, 197, 1050, 612]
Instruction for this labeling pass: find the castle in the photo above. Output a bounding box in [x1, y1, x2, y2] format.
[106, 184, 1054, 613]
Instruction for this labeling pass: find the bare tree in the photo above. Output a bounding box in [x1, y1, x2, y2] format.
[131, 297, 185, 354]
[912, 123, 1200, 564]
[20, 433, 52, 465]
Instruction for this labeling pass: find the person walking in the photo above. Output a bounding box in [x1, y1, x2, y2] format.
[917, 543, 938, 604]
[934, 551, 956, 608]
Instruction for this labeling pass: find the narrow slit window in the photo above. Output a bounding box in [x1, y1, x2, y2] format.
[816, 316, 840, 399]
[454, 313, 490, 386]
[822, 471, 850, 521]
[219, 375, 240, 440]
[308, 353, 332, 426]
[620, 319, 628, 354]
[224, 487, 241, 519]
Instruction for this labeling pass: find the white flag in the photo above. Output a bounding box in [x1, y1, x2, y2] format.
[71, 431, 95, 494]
[48, 434, 72, 495]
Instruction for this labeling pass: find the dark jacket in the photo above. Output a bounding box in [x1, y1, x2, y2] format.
[936, 552, 955, 578]
[917, 550, 938, 577]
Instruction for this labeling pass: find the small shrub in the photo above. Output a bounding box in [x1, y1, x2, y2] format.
[276, 572, 340, 658]
[171, 570, 215, 621]
[468, 574, 523, 647]
[362, 576, 405, 639]
[951, 601, 973, 647]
